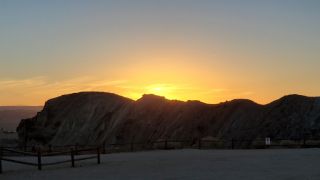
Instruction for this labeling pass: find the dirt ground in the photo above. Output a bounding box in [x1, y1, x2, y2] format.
[1, 148, 320, 180]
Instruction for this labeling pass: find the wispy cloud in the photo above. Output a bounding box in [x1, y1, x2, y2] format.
[0, 77, 47, 89]
[0, 76, 127, 105]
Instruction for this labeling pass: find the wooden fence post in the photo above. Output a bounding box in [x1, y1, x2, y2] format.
[164, 139, 168, 150]
[37, 149, 42, 170]
[75, 144, 78, 155]
[48, 145, 52, 153]
[0, 147, 3, 174]
[198, 139, 202, 149]
[97, 147, 101, 164]
[130, 141, 134, 152]
[102, 142, 106, 154]
[231, 139, 234, 149]
[71, 148, 75, 168]
[130, 136, 135, 152]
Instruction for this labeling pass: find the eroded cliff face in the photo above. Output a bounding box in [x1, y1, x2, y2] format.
[17, 92, 133, 145]
[17, 92, 320, 146]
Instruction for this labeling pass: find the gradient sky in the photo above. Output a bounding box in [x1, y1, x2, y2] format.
[1, 0, 320, 105]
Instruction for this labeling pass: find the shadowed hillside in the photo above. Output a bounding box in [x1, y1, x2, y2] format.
[17, 92, 320, 146]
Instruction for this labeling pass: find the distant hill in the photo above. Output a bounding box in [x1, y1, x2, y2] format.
[17, 92, 320, 146]
[0, 106, 42, 131]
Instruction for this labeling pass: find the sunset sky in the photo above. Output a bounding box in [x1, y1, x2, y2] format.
[1, 0, 320, 105]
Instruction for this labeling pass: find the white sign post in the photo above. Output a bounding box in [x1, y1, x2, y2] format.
[265, 137, 271, 146]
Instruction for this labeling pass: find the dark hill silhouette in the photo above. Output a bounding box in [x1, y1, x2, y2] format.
[17, 92, 320, 146]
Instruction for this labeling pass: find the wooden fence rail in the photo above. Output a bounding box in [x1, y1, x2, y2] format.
[2, 138, 320, 154]
[1, 138, 319, 174]
[95, 138, 320, 152]
[0, 146, 101, 174]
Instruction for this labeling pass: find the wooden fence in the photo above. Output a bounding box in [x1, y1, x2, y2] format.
[0, 146, 101, 174]
[97, 138, 320, 152]
[1, 138, 319, 174]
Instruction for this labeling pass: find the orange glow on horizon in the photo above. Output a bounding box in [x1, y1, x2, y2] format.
[1, 49, 318, 106]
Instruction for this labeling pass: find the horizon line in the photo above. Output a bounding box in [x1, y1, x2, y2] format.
[1, 91, 318, 107]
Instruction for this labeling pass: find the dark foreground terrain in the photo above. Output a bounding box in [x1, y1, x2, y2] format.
[1, 149, 320, 180]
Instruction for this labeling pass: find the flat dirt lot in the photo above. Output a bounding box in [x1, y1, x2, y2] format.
[1, 149, 319, 180]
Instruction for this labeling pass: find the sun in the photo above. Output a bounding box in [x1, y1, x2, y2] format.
[145, 84, 173, 97]
[153, 87, 162, 91]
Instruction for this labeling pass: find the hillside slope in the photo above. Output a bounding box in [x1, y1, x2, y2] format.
[17, 92, 320, 146]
